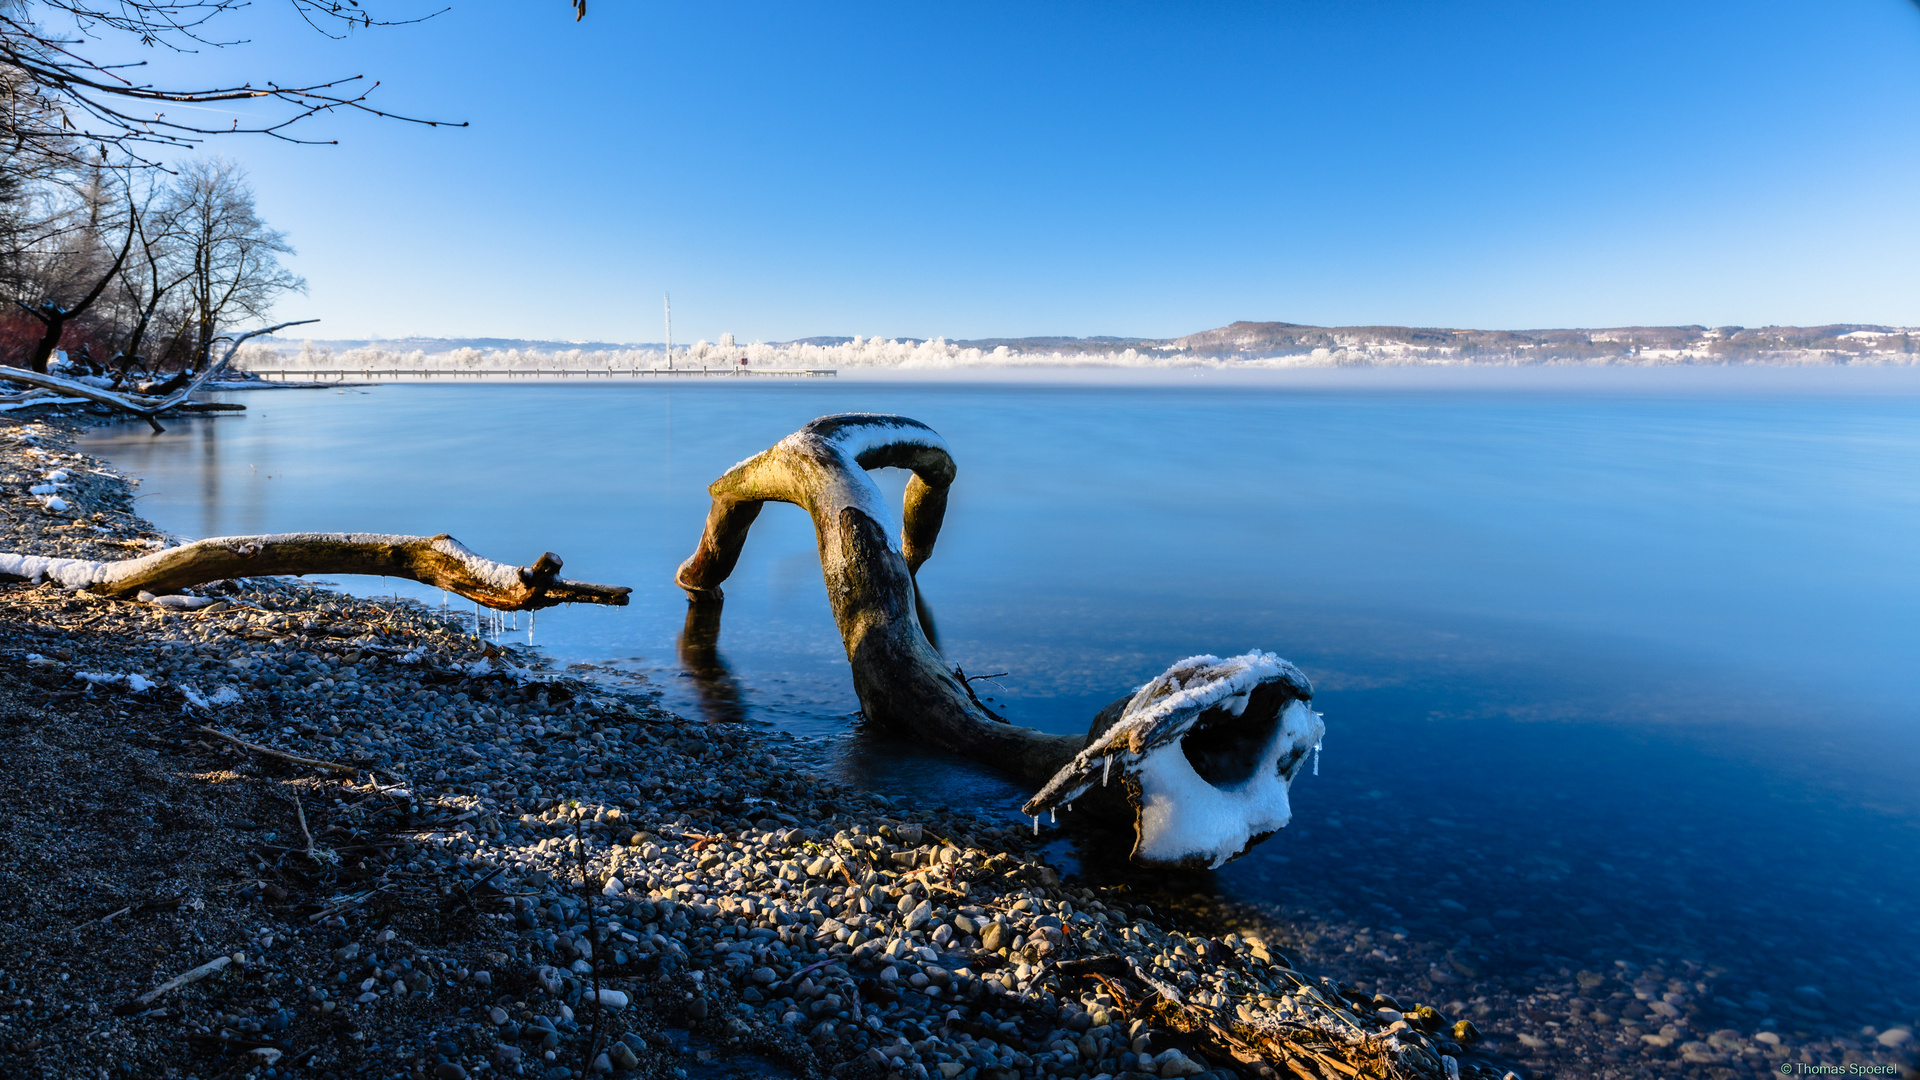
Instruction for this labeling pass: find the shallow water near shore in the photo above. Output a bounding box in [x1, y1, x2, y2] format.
[83, 374, 1920, 1073]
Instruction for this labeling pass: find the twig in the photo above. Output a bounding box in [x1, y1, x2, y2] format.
[778, 957, 836, 988]
[573, 808, 607, 1070]
[1092, 973, 1135, 1016]
[66, 904, 133, 934]
[1127, 956, 1184, 1003]
[289, 790, 316, 861]
[952, 666, 1010, 724]
[440, 863, 508, 912]
[304, 885, 388, 923]
[196, 726, 354, 774]
[116, 955, 231, 1013]
[0, 320, 317, 433]
[63, 895, 186, 935]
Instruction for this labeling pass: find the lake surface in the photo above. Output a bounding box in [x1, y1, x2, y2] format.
[84, 371, 1920, 1076]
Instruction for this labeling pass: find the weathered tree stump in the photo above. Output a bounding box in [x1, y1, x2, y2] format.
[676, 413, 1323, 868]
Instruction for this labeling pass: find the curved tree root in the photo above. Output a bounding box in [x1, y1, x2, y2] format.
[0, 532, 631, 611]
[676, 413, 1323, 868]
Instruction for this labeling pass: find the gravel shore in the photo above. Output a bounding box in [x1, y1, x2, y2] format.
[5, 403, 1914, 1080]
[0, 410, 1519, 1080]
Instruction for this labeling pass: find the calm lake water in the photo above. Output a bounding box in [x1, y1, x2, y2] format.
[84, 370, 1920, 1073]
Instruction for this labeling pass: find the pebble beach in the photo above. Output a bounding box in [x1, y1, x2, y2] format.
[2, 402, 1915, 1080]
[0, 408, 1513, 1080]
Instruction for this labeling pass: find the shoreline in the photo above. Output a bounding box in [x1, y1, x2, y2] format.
[214, 364, 1920, 396]
[0, 407, 1494, 1080]
[13, 392, 1917, 1080]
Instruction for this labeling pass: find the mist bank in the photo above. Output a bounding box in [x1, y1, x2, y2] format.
[233, 320, 1920, 373]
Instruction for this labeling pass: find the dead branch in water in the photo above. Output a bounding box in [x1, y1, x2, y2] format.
[675, 413, 1323, 868]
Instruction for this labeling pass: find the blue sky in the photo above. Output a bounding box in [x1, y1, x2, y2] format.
[120, 0, 1920, 342]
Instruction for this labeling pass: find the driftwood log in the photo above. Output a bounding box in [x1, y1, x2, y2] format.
[676, 413, 1324, 868]
[0, 319, 315, 432]
[0, 533, 631, 610]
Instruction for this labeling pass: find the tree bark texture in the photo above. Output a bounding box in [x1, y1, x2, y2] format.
[0, 533, 630, 610]
[675, 414, 1325, 868]
[675, 414, 1084, 780]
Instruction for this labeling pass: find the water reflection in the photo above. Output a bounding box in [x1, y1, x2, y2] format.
[677, 595, 748, 725]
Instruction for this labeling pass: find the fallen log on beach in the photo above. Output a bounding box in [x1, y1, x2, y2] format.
[676, 412, 1324, 868]
[0, 533, 631, 610]
[0, 319, 314, 432]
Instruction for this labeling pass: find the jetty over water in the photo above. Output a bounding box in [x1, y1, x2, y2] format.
[243, 367, 836, 382]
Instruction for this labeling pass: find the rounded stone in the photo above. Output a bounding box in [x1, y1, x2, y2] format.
[1155, 1049, 1207, 1077]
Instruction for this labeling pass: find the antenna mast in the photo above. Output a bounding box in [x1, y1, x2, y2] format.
[664, 292, 673, 371]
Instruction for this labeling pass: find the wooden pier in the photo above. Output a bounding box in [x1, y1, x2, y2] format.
[241, 367, 836, 382]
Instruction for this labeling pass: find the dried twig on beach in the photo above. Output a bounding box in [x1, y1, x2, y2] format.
[116, 955, 232, 1013]
[197, 726, 358, 775]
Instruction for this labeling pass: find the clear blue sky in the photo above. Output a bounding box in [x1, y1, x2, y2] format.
[125, 0, 1920, 343]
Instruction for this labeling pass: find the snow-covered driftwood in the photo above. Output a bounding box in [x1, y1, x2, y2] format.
[675, 413, 1323, 868]
[0, 533, 631, 610]
[1023, 652, 1324, 868]
[0, 319, 314, 432]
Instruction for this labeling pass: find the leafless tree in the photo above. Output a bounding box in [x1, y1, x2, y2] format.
[169, 156, 302, 370]
[108, 175, 195, 376]
[13, 222, 131, 371]
[4, 153, 136, 371]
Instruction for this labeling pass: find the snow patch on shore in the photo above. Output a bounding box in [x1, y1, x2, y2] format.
[75, 671, 155, 693]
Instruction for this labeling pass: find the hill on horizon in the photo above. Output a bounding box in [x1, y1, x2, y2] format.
[250, 320, 1920, 366]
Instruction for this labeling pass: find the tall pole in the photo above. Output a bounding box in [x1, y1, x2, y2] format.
[664, 292, 673, 371]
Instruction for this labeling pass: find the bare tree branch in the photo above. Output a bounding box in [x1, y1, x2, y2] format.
[1, 0, 477, 167]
